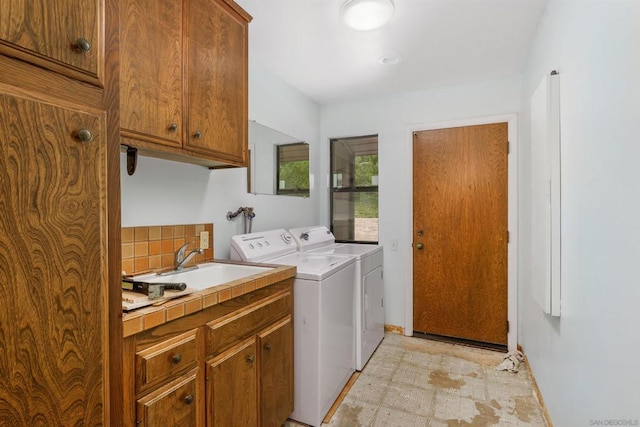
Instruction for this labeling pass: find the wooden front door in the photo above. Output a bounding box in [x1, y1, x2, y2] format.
[412, 123, 508, 345]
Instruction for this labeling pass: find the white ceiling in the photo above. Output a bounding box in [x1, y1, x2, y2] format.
[235, 0, 548, 105]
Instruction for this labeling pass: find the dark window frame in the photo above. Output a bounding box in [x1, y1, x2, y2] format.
[329, 135, 379, 244]
[276, 142, 310, 197]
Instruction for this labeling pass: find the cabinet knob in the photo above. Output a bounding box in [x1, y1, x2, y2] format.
[75, 129, 93, 142]
[73, 37, 92, 52]
[184, 394, 194, 405]
[247, 355, 255, 363]
[168, 123, 178, 132]
[193, 131, 202, 139]
[171, 353, 182, 364]
[264, 343, 272, 351]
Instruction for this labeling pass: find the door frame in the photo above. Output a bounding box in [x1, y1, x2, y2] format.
[405, 114, 519, 350]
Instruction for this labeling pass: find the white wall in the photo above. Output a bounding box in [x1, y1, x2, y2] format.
[121, 62, 321, 259]
[320, 76, 522, 330]
[519, 1, 640, 424]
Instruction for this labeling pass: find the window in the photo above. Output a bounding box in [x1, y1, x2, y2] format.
[330, 135, 379, 243]
[277, 142, 309, 197]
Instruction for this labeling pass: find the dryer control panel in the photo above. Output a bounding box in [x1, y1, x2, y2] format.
[230, 229, 297, 262]
[288, 225, 335, 250]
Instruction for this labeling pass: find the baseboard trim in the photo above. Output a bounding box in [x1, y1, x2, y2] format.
[523, 348, 554, 427]
[384, 324, 405, 335]
[322, 371, 360, 424]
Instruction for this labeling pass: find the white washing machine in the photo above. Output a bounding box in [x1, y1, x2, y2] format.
[289, 226, 384, 371]
[230, 229, 356, 427]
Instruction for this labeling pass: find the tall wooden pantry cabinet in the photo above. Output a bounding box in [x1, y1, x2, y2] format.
[0, 1, 122, 425]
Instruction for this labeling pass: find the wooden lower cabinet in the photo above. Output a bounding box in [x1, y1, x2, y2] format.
[136, 367, 201, 426]
[259, 316, 294, 427]
[207, 337, 258, 427]
[207, 315, 294, 427]
[123, 279, 294, 427]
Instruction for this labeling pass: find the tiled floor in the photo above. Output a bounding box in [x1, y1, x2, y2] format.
[286, 333, 547, 426]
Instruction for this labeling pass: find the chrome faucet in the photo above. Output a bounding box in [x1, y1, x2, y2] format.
[158, 242, 203, 275]
[175, 241, 203, 270]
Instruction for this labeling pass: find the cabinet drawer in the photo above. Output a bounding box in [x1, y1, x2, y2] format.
[206, 290, 291, 356]
[136, 367, 200, 427]
[136, 329, 199, 391]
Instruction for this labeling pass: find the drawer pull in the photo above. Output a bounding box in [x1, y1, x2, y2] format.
[168, 123, 178, 132]
[247, 355, 255, 363]
[171, 354, 183, 365]
[193, 130, 202, 139]
[184, 394, 194, 405]
[73, 37, 92, 52]
[264, 343, 272, 351]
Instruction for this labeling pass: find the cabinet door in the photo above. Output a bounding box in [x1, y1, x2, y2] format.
[0, 0, 102, 83]
[120, 0, 183, 147]
[186, 0, 249, 164]
[206, 337, 257, 427]
[136, 367, 200, 426]
[0, 93, 107, 424]
[258, 315, 293, 427]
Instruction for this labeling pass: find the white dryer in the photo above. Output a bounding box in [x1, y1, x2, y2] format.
[230, 229, 356, 427]
[289, 226, 384, 371]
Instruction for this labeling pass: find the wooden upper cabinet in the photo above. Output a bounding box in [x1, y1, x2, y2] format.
[186, 0, 249, 164]
[119, 0, 251, 167]
[0, 92, 108, 425]
[0, 0, 103, 85]
[120, 0, 183, 147]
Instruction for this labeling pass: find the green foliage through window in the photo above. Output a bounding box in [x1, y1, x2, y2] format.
[278, 160, 309, 194]
[277, 142, 309, 196]
[355, 155, 378, 187]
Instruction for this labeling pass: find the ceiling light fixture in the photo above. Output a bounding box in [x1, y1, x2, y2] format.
[340, 0, 394, 31]
[378, 54, 401, 66]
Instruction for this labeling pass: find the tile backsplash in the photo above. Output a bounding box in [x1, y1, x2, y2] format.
[121, 223, 214, 275]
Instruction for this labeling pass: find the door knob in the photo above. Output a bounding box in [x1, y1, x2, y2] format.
[416, 243, 424, 250]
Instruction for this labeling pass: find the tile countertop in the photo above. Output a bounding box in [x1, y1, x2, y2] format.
[122, 259, 297, 338]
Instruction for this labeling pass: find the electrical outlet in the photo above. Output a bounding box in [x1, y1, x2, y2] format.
[200, 231, 209, 250]
[390, 240, 398, 251]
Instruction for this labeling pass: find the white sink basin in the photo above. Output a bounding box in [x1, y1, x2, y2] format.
[132, 262, 271, 291]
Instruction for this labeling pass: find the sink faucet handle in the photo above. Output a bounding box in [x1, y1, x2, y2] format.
[176, 241, 195, 263]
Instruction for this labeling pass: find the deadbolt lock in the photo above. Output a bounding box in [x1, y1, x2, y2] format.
[417, 230, 424, 237]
